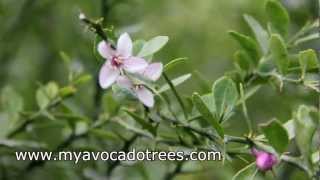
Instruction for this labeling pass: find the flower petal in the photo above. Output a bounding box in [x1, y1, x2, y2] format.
[98, 41, 115, 59]
[99, 62, 119, 89]
[135, 87, 154, 107]
[117, 33, 132, 58]
[123, 57, 148, 73]
[116, 76, 133, 89]
[143, 63, 163, 81]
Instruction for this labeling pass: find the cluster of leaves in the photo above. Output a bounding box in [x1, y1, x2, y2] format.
[0, 0, 319, 179]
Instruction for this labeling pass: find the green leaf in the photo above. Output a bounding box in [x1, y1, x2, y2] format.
[229, 31, 259, 64]
[244, 14, 269, 54]
[158, 73, 191, 93]
[299, 49, 319, 78]
[125, 110, 156, 136]
[283, 120, 295, 140]
[261, 119, 289, 153]
[133, 39, 146, 55]
[137, 36, 169, 57]
[59, 86, 77, 98]
[265, 0, 290, 36]
[45, 82, 59, 99]
[164, 57, 188, 72]
[294, 33, 320, 45]
[36, 82, 59, 109]
[73, 74, 92, 85]
[192, 93, 224, 138]
[89, 129, 120, 141]
[1, 86, 24, 120]
[117, 119, 153, 138]
[0, 139, 45, 150]
[201, 93, 215, 114]
[212, 77, 238, 119]
[232, 163, 257, 180]
[59, 51, 71, 65]
[270, 34, 289, 74]
[112, 84, 136, 102]
[234, 50, 252, 71]
[192, 71, 211, 93]
[294, 105, 317, 164]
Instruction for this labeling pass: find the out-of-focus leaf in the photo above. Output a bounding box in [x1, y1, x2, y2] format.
[283, 120, 295, 140]
[193, 71, 211, 93]
[125, 110, 156, 136]
[234, 50, 252, 71]
[232, 163, 257, 180]
[73, 74, 92, 85]
[59, 51, 71, 65]
[192, 93, 224, 138]
[303, 74, 320, 92]
[294, 105, 318, 165]
[265, 0, 290, 36]
[1, 86, 24, 121]
[212, 77, 238, 119]
[295, 33, 320, 46]
[201, 93, 215, 113]
[312, 151, 319, 164]
[158, 74, 191, 93]
[244, 14, 269, 54]
[102, 93, 120, 115]
[112, 84, 136, 102]
[261, 119, 289, 153]
[59, 86, 77, 98]
[133, 39, 146, 55]
[270, 34, 289, 74]
[299, 49, 319, 78]
[0, 139, 46, 150]
[117, 120, 153, 138]
[138, 36, 169, 57]
[258, 56, 275, 73]
[36, 82, 59, 109]
[164, 57, 188, 72]
[229, 31, 259, 64]
[89, 129, 120, 141]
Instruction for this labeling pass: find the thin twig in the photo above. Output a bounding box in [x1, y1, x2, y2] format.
[162, 72, 188, 119]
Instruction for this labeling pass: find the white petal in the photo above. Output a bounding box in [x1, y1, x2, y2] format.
[116, 76, 133, 89]
[123, 57, 148, 73]
[135, 87, 154, 107]
[143, 63, 163, 81]
[99, 62, 119, 89]
[98, 41, 115, 59]
[117, 33, 132, 58]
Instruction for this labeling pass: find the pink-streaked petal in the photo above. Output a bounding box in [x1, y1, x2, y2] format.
[99, 62, 119, 89]
[98, 41, 115, 59]
[116, 76, 133, 89]
[143, 63, 163, 81]
[117, 33, 132, 58]
[135, 87, 154, 107]
[123, 57, 148, 73]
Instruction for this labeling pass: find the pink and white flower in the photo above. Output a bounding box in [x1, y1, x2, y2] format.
[116, 76, 154, 107]
[116, 63, 163, 107]
[140, 63, 163, 81]
[98, 33, 148, 89]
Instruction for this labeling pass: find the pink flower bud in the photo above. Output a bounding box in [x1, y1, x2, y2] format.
[251, 148, 278, 171]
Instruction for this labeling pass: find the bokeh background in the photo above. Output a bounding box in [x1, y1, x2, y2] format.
[0, 0, 319, 179]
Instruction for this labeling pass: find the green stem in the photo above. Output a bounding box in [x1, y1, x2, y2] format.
[239, 83, 254, 133]
[162, 72, 188, 119]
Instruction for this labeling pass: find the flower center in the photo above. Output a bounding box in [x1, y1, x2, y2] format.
[111, 56, 123, 68]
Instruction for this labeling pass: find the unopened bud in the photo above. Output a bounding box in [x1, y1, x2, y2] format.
[251, 148, 278, 171]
